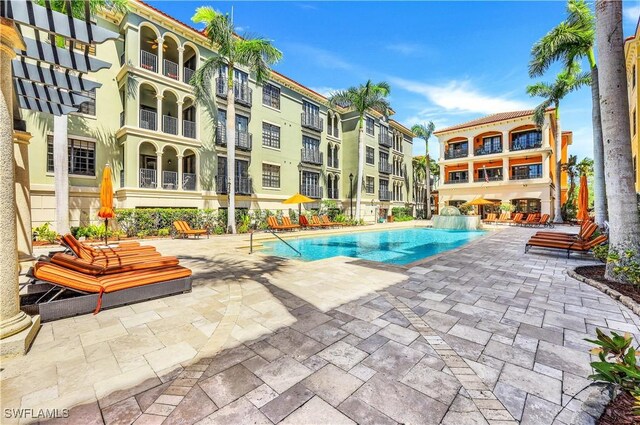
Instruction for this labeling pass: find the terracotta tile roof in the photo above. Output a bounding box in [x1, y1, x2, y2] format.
[434, 109, 553, 135]
[136, 0, 205, 38]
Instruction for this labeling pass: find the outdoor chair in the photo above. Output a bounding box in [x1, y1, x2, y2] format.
[49, 252, 180, 275]
[60, 234, 159, 263]
[525, 233, 608, 258]
[482, 213, 497, 224]
[267, 216, 298, 231]
[532, 222, 598, 243]
[531, 214, 552, 228]
[496, 213, 510, 224]
[507, 213, 523, 225]
[311, 216, 333, 227]
[281, 217, 301, 229]
[321, 215, 347, 226]
[520, 214, 539, 227]
[299, 215, 323, 228]
[173, 220, 209, 239]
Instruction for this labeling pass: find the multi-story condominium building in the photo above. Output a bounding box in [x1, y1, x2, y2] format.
[22, 0, 414, 228]
[434, 109, 571, 218]
[625, 20, 640, 195]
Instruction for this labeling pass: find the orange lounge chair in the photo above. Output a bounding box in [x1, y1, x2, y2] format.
[505, 213, 523, 225]
[311, 216, 333, 227]
[299, 215, 323, 228]
[267, 216, 298, 231]
[321, 215, 347, 226]
[482, 213, 497, 224]
[531, 214, 551, 228]
[533, 221, 597, 242]
[519, 214, 539, 227]
[525, 234, 608, 258]
[61, 234, 159, 263]
[173, 221, 209, 239]
[495, 212, 510, 224]
[281, 217, 301, 229]
[50, 252, 180, 275]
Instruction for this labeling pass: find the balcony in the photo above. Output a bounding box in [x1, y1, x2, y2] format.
[301, 148, 323, 165]
[445, 178, 469, 184]
[139, 110, 157, 131]
[379, 133, 392, 148]
[162, 171, 178, 190]
[182, 173, 197, 191]
[183, 67, 195, 84]
[511, 141, 542, 152]
[216, 176, 252, 195]
[139, 168, 157, 189]
[475, 175, 504, 182]
[379, 162, 392, 174]
[215, 78, 253, 106]
[475, 147, 503, 156]
[183, 120, 196, 139]
[163, 59, 179, 80]
[301, 184, 322, 199]
[379, 189, 391, 201]
[511, 172, 542, 180]
[444, 148, 468, 160]
[162, 115, 178, 135]
[215, 127, 253, 151]
[140, 51, 157, 73]
[301, 113, 323, 132]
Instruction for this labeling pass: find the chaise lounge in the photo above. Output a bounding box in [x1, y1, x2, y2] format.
[524, 233, 607, 258]
[173, 221, 209, 239]
[60, 234, 160, 263]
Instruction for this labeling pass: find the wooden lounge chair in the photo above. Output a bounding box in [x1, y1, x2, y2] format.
[519, 214, 539, 227]
[267, 216, 298, 231]
[533, 221, 597, 242]
[23, 261, 192, 321]
[495, 212, 510, 224]
[311, 216, 333, 227]
[482, 213, 497, 224]
[505, 213, 523, 225]
[531, 214, 551, 228]
[50, 252, 180, 275]
[173, 221, 209, 239]
[61, 234, 160, 262]
[525, 234, 608, 258]
[321, 215, 347, 226]
[299, 215, 323, 228]
[281, 217, 301, 229]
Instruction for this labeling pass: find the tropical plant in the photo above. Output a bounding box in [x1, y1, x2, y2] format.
[33, 222, 58, 244]
[527, 63, 590, 224]
[329, 81, 392, 220]
[562, 155, 579, 205]
[595, 0, 640, 284]
[412, 155, 426, 216]
[529, 0, 606, 226]
[191, 6, 282, 233]
[586, 328, 640, 391]
[411, 122, 436, 219]
[607, 249, 640, 286]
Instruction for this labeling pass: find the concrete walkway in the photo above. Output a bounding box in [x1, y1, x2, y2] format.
[2, 225, 638, 424]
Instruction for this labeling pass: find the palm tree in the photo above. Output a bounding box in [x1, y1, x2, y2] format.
[328, 81, 391, 220]
[411, 122, 436, 219]
[527, 64, 590, 223]
[191, 7, 282, 233]
[412, 155, 427, 217]
[36, 0, 128, 235]
[561, 154, 578, 204]
[529, 0, 607, 227]
[595, 0, 640, 283]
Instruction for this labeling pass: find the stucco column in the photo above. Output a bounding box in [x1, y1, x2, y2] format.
[502, 158, 510, 182]
[439, 164, 445, 182]
[157, 37, 164, 74]
[177, 46, 184, 83]
[156, 150, 163, 190]
[177, 100, 183, 137]
[502, 131, 510, 152]
[156, 94, 163, 132]
[542, 152, 551, 181]
[177, 154, 184, 190]
[0, 19, 39, 356]
[467, 137, 474, 158]
[467, 161, 474, 183]
[14, 130, 33, 262]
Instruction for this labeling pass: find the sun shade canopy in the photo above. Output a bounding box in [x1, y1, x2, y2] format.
[283, 193, 316, 204]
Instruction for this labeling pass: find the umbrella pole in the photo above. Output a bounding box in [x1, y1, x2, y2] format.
[104, 218, 108, 246]
[298, 204, 301, 221]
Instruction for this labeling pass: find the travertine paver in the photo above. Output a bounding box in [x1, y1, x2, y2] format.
[3, 225, 640, 424]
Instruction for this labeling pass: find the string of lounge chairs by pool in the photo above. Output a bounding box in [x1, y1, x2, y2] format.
[483, 212, 551, 227]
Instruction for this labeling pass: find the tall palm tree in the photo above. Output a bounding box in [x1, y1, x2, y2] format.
[411, 122, 435, 219]
[529, 0, 607, 227]
[191, 7, 282, 233]
[328, 81, 391, 220]
[595, 0, 640, 283]
[412, 155, 427, 216]
[527, 64, 590, 223]
[561, 154, 578, 205]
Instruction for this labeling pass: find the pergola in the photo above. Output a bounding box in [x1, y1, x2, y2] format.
[0, 0, 118, 356]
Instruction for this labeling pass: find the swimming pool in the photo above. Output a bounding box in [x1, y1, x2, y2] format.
[261, 228, 486, 265]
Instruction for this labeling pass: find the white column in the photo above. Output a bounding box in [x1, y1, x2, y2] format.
[177, 100, 183, 137]
[177, 154, 184, 190]
[468, 161, 474, 183]
[177, 46, 184, 83]
[156, 150, 163, 189]
[503, 158, 510, 182]
[542, 115, 551, 148]
[542, 152, 551, 181]
[156, 94, 163, 132]
[467, 137, 474, 157]
[440, 164, 445, 182]
[502, 131, 510, 152]
[157, 37, 164, 75]
[439, 141, 445, 161]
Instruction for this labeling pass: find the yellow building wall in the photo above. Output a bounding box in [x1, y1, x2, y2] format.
[625, 27, 640, 193]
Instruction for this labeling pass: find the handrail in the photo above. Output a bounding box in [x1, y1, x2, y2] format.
[250, 230, 302, 257]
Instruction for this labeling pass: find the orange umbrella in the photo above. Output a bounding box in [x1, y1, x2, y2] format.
[577, 174, 589, 222]
[98, 164, 115, 245]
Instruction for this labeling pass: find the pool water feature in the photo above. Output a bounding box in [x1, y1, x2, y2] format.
[261, 228, 486, 265]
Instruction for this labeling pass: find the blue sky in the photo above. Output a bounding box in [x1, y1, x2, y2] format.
[149, 0, 640, 161]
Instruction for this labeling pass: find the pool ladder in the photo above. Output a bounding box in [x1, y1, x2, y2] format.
[250, 230, 302, 257]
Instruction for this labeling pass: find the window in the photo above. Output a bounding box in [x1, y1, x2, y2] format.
[366, 146, 375, 165]
[366, 116, 375, 136]
[263, 83, 280, 109]
[511, 130, 542, 151]
[302, 135, 320, 152]
[47, 136, 96, 176]
[448, 171, 468, 182]
[380, 152, 389, 164]
[633, 64, 637, 88]
[480, 136, 501, 154]
[262, 164, 280, 188]
[379, 178, 389, 192]
[477, 167, 502, 181]
[262, 122, 280, 149]
[365, 176, 375, 194]
[511, 198, 541, 214]
[634, 109, 637, 136]
[511, 164, 542, 180]
[77, 89, 96, 116]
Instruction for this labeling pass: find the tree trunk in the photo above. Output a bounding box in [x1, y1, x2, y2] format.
[425, 155, 431, 220]
[226, 70, 236, 234]
[553, 108, 563, 223]
[53, 114, 70, 235]
[355, 126, 364, 220]
[596, 0, 640, 283]
[590, 64, 608, 226]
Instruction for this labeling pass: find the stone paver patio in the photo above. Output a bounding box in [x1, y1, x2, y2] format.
[2, 224, 638, 424]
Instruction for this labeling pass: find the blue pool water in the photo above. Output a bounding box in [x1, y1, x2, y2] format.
[262, 228, 486, 265]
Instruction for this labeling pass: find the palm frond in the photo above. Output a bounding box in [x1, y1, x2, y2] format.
[529, 22, 584, 77]
[566, 0, 594, 30]
[328, 89, 356, 109]
[526, 81, 553, 97]
[235, 37, 283, 84]
[532, 101, 552, 128]
[190, 55, 226, 104]
[192, 6, 233, 53]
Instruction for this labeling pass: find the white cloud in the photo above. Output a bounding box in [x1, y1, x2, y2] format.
[309, 86, 341, 97]
[385, 43, 422, 56]
[391, 77, 532, 115]
[624, 4, 640, 23]
[282, 42, 356, 71]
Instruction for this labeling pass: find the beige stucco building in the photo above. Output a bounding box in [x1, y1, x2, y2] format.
[625, 19, 640, 195]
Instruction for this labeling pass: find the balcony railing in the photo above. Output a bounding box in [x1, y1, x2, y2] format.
[162, 115, 178, 135]
[183, 120, 196, 139]
[140, 109, 157, 131]
[445, 178, 469, 184]
[236, 130, 252, 151]
[327, 157, 339, 169]
[162, 171, 178, 190]
[475, 175, 504, 182]
[301, 113, 323, 132]
[379, 189, 391, 201]
[183, 173, 197, 191]
[511, 173, 542, 180]
[327, 188, 339, 199]
[215, 78, 253, 106]
[183, 67, 194, 84]
[444, 148, 468, 159]
[139, 168, 157, 189]
[511, 141, 542, 151]
[475, 147, 503, 156]
[301, 184, 322, 199]
[163, 59, 179, 80]
[379, 162, 392, 174]
[216, 176, 252, 195]
[379, 133, 392, 148]
[140, 50, 157, 73]
[301, 148, 323, 165]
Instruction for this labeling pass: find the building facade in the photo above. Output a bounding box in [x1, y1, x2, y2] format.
[625, 20, 640, 195]
[23, 0, 414, 228]
[434, 109, 571, 218]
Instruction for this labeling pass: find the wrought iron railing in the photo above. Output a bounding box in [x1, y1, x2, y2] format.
[327, 157, 339, 168]
[444, 148, 468, 159]
[236, 130, 252, 151]
[379, 132, 392, 148]
[475, 147, 503, 156]
[183, 67, 194, 84]
[139, 109, 157, 131]
[183, 120, 196, 139]
[379, 162, 392, 174]
[511, 141, 542, 151]
[139, 168, 157, 188]
[163, 59, 179, 80]
[215, 78, 253, 106]
[162, 171, 178, 190]
[379, 189, 391, 201]
[301, 184, 322, 199]
[444, 178, 469, 184]
[301, 148, 323, 165]
[216, 176, 252, 194]
[327, 188, 339, 199]
[510, 172, 542, 180]
[182, 173, 196, 191]
[140, 50, 157, 72]
[162, 115, 178, 135]
[475, 175, 503, 182]
[301, 112, 323, 132]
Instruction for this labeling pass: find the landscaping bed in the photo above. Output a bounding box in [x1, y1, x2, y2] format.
[574, 265, 640, 304]
[597, 390, 636, 425]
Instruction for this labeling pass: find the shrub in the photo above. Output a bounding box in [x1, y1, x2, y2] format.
[607, 249, 640, 286]
[157, 228, 170, 237]
[593, 244, 609, 263]
[33, 222, 58, 243]
[334, 213, 347, 223]
[586, 328, 640, 391]
[499, 203, 514, 212]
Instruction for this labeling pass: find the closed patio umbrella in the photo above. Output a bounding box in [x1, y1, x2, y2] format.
[98, 164, 115, 245]
[283, 193, 315, 221]
[577, 174, 589, 222]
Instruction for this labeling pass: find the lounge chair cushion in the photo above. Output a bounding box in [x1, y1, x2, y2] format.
[51, 253, 180, 276]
